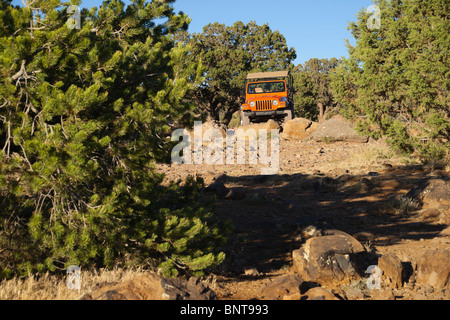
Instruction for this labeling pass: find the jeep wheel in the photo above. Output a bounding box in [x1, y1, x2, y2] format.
[241, 112, 250, 126]
[284, 108, 294, 123]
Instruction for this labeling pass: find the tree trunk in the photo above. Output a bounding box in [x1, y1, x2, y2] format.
[208, 101, 220, 123]
[318, 102, 328, 123]
[222, 105, 239, 127]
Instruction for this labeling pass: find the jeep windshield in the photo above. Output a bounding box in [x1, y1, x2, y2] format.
[247, 81, 286, 94]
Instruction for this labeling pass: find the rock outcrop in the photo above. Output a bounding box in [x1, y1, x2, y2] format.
[378, 254, 404, 289]
[261, 274, 305, 300]
[80, 274, 217, 300]
[308, 117, 368, 143]
[415, 249, 450, 290]
[292, 230, 366, 285]
[281, 118, 318, 140]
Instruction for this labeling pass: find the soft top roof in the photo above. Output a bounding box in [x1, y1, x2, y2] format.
[246, 71, 290, 80]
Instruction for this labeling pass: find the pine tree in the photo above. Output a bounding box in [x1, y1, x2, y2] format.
[332, 0, 449, 160]
[0, 0, 226, 278]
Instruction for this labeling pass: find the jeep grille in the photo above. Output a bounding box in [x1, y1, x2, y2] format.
[255, 100, 273, 111]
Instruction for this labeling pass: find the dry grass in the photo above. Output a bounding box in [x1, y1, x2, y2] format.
[332, 139, 416, 170]
[0, 267, 148, 300]
[387, 196, 421, 216]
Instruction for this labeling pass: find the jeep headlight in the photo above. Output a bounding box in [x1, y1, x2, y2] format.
[272, 100, 279, 106]
[249, 101, 256, 108]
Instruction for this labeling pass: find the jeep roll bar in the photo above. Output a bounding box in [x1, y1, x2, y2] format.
[245, 71, 294, 100]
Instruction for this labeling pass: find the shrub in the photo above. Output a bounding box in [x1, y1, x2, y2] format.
[332, 0, 449, 162]
[0, 0, 226, 279]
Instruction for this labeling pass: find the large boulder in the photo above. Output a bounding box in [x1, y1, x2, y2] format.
[281, 118, 318, 140]
[421, 179, 450, 212]
[415, 249, 450, 290]
[292, 230, 366, 285]
[81, 273, 217, 300]
[204, 179, 229, 199]
[406, 178, 450, 223]
[261, 274, 305, 300]
[308, 117, 368, 143]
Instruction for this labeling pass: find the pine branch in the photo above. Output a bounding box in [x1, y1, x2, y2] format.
[11, 60, 26, 81]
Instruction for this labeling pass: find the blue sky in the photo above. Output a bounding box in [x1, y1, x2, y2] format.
[12, 0, 375, 65]
[174, 0, 374, 65]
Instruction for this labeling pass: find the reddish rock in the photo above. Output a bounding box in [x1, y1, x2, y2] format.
[378, 254, 404, 289]
[422, 179, 450, 213]
[281, 118, 318, 140]
[292, 231, 365, 285]
[261, 274, 305, 300]
[81, 274, 217, 300]
[416, 249, 450, 290]
[301, 287, 339, 300]
[308, 118, 368, 143]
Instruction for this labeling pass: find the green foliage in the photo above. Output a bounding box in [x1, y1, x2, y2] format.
[293, 58, 341, 122]
[332, 0, 449, 160]
[292, 70, 317, 121]
[0, 0, 226, 279]
[178, 21, 297, 125]
[384, 119, 414, 155]
[227, 111, 242, 129]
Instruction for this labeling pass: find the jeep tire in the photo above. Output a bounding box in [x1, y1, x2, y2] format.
[284, 107, 294, 123]
[241, 111, 250, 126]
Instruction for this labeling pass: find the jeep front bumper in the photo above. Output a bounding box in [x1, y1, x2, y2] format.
[243, 109, 289, 117]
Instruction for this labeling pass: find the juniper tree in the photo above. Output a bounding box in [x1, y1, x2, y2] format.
[178, 21, 297, 125]
[293, 58, 341, 122]
[0, 0, 227, 278]
[332, 0, 449, 160]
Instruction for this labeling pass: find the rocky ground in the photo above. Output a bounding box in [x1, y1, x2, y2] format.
[153, 118, 450, 301]
[2, 118, 448, 301]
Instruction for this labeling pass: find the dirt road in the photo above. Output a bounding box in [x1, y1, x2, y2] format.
[157, 138, 450, 300]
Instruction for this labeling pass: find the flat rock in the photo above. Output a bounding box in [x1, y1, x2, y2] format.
[301, 287, 339, 300]
[204, 180, 229, 199]
[369, 289, 396, 301]
[406, 178, 450, 210]
[80, 274, 217, 300]
[422, 179, 450, 212]
[420, 208, 442, 223]
[308, 118, 368, 143]
[237, 120, 280, 140]
[261, 274, 305, 300]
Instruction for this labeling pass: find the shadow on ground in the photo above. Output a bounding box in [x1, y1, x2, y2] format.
[210, 165, 448, 276]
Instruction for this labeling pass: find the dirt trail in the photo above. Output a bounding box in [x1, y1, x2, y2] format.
[157, 138, 450, 300]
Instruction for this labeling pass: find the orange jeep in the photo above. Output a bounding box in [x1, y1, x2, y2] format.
[240, 71, 295, 125]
